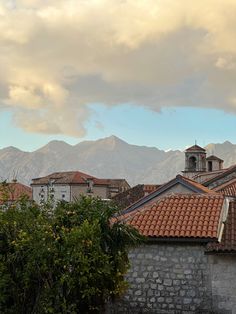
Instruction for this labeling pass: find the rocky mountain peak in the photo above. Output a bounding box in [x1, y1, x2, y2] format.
[38, 140, 72, 153]
[0, 137, 236, 186]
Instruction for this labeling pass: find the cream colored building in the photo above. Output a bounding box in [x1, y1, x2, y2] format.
[31, 171, 130, 204]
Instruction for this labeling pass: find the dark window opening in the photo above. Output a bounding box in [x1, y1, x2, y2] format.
[208, 161, 213, 172]
[189, 156, 197, 171]
[86, 179, 94, 193]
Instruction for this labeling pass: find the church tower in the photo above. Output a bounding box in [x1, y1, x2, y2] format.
[182, 144, 206, 179]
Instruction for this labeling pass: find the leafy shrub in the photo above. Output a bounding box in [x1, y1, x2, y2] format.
[0, 196, 142, 313]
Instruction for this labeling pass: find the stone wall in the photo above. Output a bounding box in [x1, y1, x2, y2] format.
[209, 255, 236, 313]
[107, 243, 236, 314]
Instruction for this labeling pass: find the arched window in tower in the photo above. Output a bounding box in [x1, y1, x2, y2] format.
[189, 156, 197, 171]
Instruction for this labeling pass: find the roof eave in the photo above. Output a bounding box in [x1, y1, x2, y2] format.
[203, 166, 236, 186]
[146, 237, 217, 244]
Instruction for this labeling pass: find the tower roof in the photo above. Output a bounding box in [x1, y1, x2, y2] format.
[206, 155, 224, 162]
[185, 144, 206, 152]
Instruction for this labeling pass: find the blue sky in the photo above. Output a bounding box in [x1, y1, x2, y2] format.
[1, 105, 236, 152]
[1, 1, 236, 152]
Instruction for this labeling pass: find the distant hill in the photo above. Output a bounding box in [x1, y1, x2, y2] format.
[0, 136, 235, 186]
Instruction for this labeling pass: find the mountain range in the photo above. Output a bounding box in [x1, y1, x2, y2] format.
[1, 136, 236, 186]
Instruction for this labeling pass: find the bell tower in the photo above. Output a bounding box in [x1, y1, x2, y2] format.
[182, 144, 206, 179]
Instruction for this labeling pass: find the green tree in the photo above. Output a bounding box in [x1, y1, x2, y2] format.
[0, 196, 142, 313]
[0, 181, 11, 204]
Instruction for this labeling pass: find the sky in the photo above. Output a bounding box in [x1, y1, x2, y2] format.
[1, 0, 236, 152]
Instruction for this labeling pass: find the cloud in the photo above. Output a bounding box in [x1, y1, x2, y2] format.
[1, 0, 236, 136]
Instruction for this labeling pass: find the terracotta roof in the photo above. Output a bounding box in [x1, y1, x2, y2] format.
[0, 182, 32, 203]
[213, 178, 236, 197]
[203, 164, 236, 186]
[121, 175, 216, 214]
[124, 194, 225, 239]
[206, 155, 224, 162]
[206, 201, 236, 252]
[31, 171, 109, 186]
[112, 184, 160, 209]
[180, 176, 216, 194]
[185, 145, 206, 152]
[192, 169, 226, 182]
[104, 179, 130, 186]
[143, 185, 161, 194]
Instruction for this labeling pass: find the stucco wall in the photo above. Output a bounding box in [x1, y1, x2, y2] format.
[211, 160, 222, 172]
[32, 184, 48, 204]
[32, 183, 108, 203]
[107, 243, 236, 314]
[32, 184, 71, 203]
[53, 185, 71, 202]
[71, 185, 108, 200]
[158, 183, 195, 197]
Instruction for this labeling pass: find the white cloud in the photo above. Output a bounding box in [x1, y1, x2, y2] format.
[1, 0, 236, 136]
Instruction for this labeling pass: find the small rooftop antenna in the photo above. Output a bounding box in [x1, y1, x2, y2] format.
[195, 140, 197, 146]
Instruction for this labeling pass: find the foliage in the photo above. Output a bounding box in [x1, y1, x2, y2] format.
[0, 181, 13, 204]
[0, 196, 142, 313]
[0, 181, 30, 208]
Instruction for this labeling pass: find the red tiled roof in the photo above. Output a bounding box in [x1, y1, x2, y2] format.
[185, 145, 206, 152]
[124, 194, 225, 239]
[103, 179, 129, 185]
[121, 175, 216, 213]
[0, 182, 32, 203]
[192, 169, 226, 183]
[112, 184, 161, 209]
[181, 176, 216, 194]
[206, 201, 236, 252]
[32, 171, 109, 186]
[203, 164, 236, 186]
[143, 185, 161, 194]
[71, 172, 109, 185]
[213, 178, 236, 197]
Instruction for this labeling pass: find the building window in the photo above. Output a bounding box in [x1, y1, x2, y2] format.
[189, 156, 197, 171]
[208, 161, 213, 172]
[86, 179, 94, 193]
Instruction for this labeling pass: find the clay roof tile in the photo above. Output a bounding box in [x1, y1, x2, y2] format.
[120, 194, 225, 240]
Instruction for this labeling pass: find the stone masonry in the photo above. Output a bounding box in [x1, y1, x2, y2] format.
[107, 243, 236, 314]
[209, 255, 236, 313]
